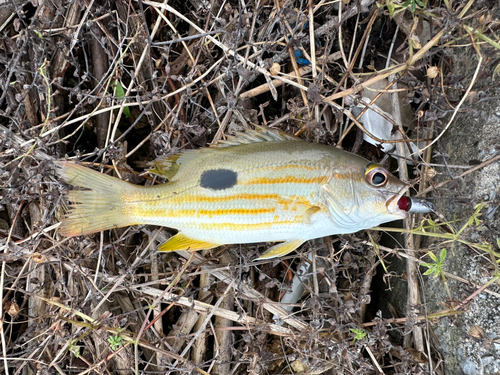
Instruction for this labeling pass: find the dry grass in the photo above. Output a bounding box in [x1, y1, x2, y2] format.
[0, 0, 498, 374]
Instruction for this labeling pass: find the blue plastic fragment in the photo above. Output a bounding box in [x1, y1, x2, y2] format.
[293, 50, 310, 66]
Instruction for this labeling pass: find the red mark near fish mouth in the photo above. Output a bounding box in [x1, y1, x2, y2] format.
[397, 196, 411, 211]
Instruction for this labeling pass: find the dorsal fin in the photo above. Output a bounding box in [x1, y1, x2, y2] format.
[213, 125, 301, 148]
[149, 126, 301, 179]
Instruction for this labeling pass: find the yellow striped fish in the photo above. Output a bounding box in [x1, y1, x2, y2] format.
[55, 127, 433, 259]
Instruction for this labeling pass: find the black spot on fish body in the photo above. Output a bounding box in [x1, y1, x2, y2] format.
[200, 169, 238, 190]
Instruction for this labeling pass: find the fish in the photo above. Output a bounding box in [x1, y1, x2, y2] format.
[55, 126, 434, 259]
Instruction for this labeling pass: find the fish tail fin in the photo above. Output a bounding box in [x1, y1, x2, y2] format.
[55, 161, 137, 237]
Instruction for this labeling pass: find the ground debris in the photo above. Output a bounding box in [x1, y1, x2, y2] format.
[0, 0, 498, 374]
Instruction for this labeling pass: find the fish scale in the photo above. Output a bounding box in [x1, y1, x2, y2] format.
[126, 161, 328, 245]
[55, 126, 432, 259]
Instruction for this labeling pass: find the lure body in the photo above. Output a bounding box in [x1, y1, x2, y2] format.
[56, 127, 423, 259]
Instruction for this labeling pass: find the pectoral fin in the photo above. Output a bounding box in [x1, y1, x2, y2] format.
[305, 206, 321, 223]
[158, 233, 219, 252]
[256, 239, 305, 260]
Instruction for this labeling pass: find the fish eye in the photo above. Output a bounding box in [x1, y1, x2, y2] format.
[365, 164, 388, 187]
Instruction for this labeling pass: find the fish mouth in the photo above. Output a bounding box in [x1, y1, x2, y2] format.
[385, 185, 410, 217]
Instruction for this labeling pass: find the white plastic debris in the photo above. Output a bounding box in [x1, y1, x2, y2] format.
[349, 97, 423, 161]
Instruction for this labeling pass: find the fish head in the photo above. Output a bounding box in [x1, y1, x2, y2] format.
[321, 162, 413, 233]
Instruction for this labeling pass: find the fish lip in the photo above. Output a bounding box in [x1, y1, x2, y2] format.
[385, 185, 410, 217]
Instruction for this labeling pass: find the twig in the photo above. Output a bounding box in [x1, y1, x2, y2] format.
[387, 43, 425, 353]
[364, 345, 384, 374]
[145, 229, 310, 331]
[143, 1, 307, 92]
[0, 262, 9, 375]
[418, 153, 500, 196]
[361, 241, 500, 299]
[326, 29, 445, 102]
[239, 52, 342, 99]
[415, 29, 483, 156]
[357, 15, 371, 70]
[213, 251, 235, 374]
[152, 30, 226, 45]
[309, 0, 319, 123]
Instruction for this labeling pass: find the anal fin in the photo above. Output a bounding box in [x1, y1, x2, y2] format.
[158, 233, 219, 252]
[256, 239, 305, 260]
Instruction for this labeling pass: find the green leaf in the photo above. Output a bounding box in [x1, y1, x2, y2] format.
[108, 335, 123, 351]
[427, 219, 437, 230]
[427, 251, 438, 262]
[350, 328, 366, 342]
[69, 342, 80, 358]
[387, 4, 395, 17]
[114, 80, 131, 118]
[422, 268, 436, 276]
[439, 248, 447, 263]
[494, 63, 500, 81]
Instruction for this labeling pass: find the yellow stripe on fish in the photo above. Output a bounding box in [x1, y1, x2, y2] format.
[130, 207, 278, 219]
[243, 176, 327, 186]
[55, 126, 420, 260]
